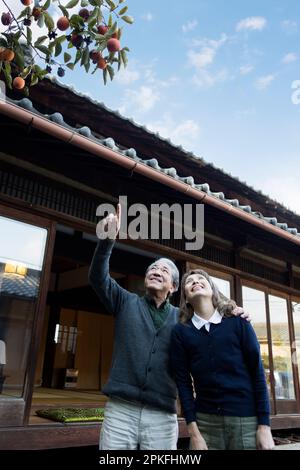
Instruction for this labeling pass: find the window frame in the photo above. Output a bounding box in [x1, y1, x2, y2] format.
[0, 203, 56, 426]
[241, 279, 300, 415]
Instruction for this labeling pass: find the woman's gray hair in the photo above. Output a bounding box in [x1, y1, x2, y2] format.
[146, 258, 179, 292]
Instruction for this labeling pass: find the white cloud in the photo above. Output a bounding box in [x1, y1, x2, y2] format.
[239, 64, 254, 75]
[192, 68, 229, 88]
[182, 20, 198, 33]
[115, 66, 140, 85]
[187, 34, 229, 87]
[188, 48, 215, 69]
[188, 34, 227, 70]
[141, 13, 153, 21]
[236, 16, 267, 32]
[255, 74, 275, 90]
[147, 113, 201, 150]
[282, 52, 297, 64]
[281, 20, 298, 34]
[121, 86, 160, 113]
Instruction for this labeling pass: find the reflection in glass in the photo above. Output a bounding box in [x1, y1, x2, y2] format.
[269, 295, 295, 399]
[242, 286, 270, 393]
[0, 216, 47, 398]
[292, 301, 300, 389]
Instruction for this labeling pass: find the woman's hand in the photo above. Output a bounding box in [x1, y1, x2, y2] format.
[256, 425, 275, 450]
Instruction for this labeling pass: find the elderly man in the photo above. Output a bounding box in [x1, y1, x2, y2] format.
[89, 204, 247, 450]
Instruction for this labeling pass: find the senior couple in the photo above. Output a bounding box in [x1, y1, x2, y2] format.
[89, 204, 274, 451]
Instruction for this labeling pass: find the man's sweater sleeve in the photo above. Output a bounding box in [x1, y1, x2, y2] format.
[88, 239, 130, 315]
[240, 319, 271, 426]
[170, 326, 196, 424]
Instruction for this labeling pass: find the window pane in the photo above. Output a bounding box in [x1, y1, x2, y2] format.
[211, 276, 231, 298]
[269, 295, 295, 400]
[292, 301, 300, 389]
[0, 216, 47, 398]
[242, 286, 271, 392]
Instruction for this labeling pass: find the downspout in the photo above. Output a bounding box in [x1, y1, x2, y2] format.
[1, 99, 300, 246]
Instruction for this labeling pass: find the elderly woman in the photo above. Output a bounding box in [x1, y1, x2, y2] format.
[170, 269, 274, 450]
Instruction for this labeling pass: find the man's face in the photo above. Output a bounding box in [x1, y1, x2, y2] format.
[144, 261, 175, 297]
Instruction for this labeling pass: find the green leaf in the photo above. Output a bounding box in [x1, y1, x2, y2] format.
[56, 35, 67, 44]
[43, 0, 51, 10]
[118, 6, 128, 15]
[17, 7, 30, 20]
[0, 38, 7, 48]
[3, 62, 12, 89]
[39, 69, 49, 78]
[106, 64, 114, 81]
[108, 22, 117, 35]
[120, 49, 127, 67]
[59, 5, 69, 18]
[55, 42, 62, 57]
[117, 51, 121, 71]
[44, 11, 54, 30]
[121, 15, 134, 24]
[14, 49, 25, 69]
[106, 0, 116, 10]
[88, 18, 97, 29]
[74, 48, 82, 64]
[65, 0, 80, 8]
[97, 8, 102, 24]
[81, 0, 89, 6]
[32, 64, 43, 74]
[13, 31, 23, 43]
[84, 61, 90, 73]
[66, 62, 75, 70]
[26, 27, 32, 45]
[103, 67, 108, 85]
[34, 36, 48, 46]
[64, 52, 72, 63]
[69, 14, 85, 28]
[30, 73, 39, 86]
[108, 14, 113, 28]
[81, 46, 90, 66]
[87, 6, 99, 24]
[21, 66, 32, 79]
[35, 44, 51, 56]
[37, 12, 45, 28]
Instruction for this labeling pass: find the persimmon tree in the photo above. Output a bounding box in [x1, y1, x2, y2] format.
[0, 0, 133, 94]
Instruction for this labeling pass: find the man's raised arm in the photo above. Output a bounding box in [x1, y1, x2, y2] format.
[89, 204, 129, 315]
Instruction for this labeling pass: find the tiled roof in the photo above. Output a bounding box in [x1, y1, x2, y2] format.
[0, 271, 40, 298]
[6, 89, 300, 239]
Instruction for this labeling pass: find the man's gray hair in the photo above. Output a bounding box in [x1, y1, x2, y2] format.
[146, 258, 179, 292]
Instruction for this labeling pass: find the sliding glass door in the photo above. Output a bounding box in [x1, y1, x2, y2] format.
[0, 206, 55, 426]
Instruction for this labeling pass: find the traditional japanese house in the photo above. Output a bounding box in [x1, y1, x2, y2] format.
[0, 77, 300, 449]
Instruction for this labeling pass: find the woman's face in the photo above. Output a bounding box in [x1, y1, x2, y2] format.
[184, 273, 213, 303]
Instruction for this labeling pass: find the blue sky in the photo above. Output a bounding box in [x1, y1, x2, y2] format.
[4, 1, 300, 214]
